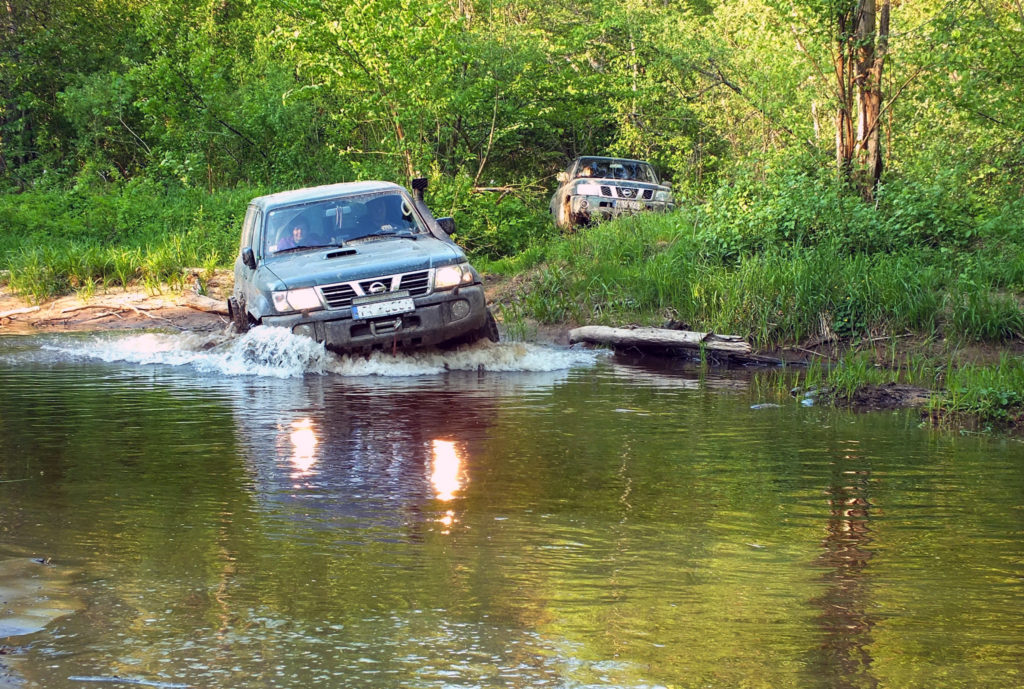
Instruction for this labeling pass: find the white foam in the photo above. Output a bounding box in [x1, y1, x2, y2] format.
[39, 326, 599, 379]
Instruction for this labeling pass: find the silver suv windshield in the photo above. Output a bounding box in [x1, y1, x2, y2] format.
[574, 158, 658, 184]
[264, 191, 424, 256]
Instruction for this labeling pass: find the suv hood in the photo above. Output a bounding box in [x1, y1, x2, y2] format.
[263, 235, 464, 290]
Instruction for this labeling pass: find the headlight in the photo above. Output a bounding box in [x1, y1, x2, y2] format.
[434, 263, 474, 290]
[574, 182, 602, 196]
[654, 190, 672, 202]
[272, 287, 322, 313]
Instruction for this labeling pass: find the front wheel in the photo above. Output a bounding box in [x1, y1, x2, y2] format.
[446, 309, 500, 348]
[481, 309, 500, 343]
[228, 297, 251, 334]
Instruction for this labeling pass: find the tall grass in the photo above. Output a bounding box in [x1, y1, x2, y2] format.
[497, 209, 1011, 350]
[0, 182, 251, 302]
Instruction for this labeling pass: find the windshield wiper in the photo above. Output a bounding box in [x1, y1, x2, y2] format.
[273, 245, 320, 255]
[274, 242, 346, 255]
[348, 230, 417, 242]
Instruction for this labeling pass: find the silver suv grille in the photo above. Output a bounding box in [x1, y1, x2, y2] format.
[319, 269, 431, 309]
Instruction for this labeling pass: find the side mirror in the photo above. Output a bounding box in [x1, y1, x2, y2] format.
[436, 217, 456, 235]
[242, 247, 256, 270]
[556, 172, 569, 183]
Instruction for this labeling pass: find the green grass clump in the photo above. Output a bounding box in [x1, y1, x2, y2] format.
[932, 355, 1024, 428]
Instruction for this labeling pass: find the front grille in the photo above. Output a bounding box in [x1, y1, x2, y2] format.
[642, 189, 654, 200]
[399, 270, 430, 295]
[319, 269, 432, 310]
[615, 187, 638, 199]
[600, 185, 612, 197]
[321, 283, 358, 308]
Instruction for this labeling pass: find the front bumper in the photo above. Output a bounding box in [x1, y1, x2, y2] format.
[570, 195, 673, 223]
[262, 283, 488, 351]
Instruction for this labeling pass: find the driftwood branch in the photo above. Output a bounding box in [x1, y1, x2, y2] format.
[55, 303, 184, 329]
[0, 305, 40, 318]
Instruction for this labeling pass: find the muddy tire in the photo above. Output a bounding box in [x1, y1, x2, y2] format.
[556, 195, 573, 230]
[228, 297, 250, 334]
[480, 309, 500, 343]
[445, 309, 500, 348]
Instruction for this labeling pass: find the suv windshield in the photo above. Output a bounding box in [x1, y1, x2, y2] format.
[574, 158, 658, 183]
[264, 191, 423, 256]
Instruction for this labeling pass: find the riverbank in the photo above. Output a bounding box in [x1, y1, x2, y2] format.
[0, 270, 231, 334]
[2, 268, 1022, 432]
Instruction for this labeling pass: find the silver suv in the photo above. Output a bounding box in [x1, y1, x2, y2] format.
[229, 179, 498, 351]
[550, 156, 674, 229]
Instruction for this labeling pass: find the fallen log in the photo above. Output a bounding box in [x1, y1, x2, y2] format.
[182, 292, 229, 315]
[570, 325, 751, 352]
[569, 325, 783, 364]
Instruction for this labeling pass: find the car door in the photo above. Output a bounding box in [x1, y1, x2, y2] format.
[234, 205, 262, 314]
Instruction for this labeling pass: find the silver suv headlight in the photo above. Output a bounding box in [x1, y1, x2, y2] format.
[272, 287, 323, 313]
[434, 263, 475, 290]
[654, 190, 672, 202]
[574, 182, 602, 196]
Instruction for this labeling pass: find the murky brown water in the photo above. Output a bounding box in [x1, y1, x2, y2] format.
[1, 330, 1022, 688]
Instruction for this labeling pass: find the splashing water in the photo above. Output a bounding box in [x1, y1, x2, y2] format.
[38, 326, 599, 378]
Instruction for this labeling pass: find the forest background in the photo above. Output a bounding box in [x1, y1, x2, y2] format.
[1, 0, 1023, 421]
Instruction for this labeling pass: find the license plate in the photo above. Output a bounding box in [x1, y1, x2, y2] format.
[618, 200, 644, 210]
[351, 297, 415, 319]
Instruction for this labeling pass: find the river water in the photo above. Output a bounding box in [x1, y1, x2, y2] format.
[0, 328, 1021, 689]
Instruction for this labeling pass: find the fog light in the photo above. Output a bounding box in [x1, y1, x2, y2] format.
[293, 323, 315, 339]
[450, 299, 471, 320]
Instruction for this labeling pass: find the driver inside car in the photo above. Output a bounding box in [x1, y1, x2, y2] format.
[275, 219, 309, 252]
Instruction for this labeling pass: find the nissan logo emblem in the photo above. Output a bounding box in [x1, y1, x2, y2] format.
[368, 282, 388, 294]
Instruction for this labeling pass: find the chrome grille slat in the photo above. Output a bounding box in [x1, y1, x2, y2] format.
[399, 271, 430, 295]
[320, 283, 358, 308]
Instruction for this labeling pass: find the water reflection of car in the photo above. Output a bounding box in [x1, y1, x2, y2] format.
[549, 156, 674, 229]
[229, 179, 499, 352]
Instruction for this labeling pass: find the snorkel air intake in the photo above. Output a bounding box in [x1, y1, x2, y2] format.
[411, 177, 454, 243]
[412, 177, 428, 202]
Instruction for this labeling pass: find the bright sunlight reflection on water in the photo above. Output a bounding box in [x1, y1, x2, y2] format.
[430, 440, 464, 502]
[288, 418, 318, 477]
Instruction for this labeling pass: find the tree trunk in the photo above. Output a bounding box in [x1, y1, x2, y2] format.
[834, 14, 856, 180]
[855, 0, 889, 200]
[834, 0, 890, 199]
